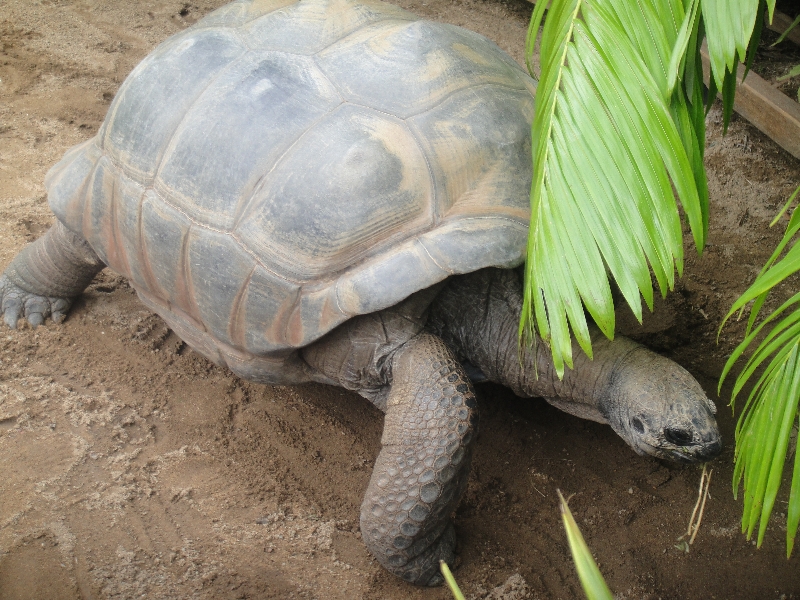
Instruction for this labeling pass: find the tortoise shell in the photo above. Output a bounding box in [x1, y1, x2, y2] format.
[44, 0, 536, 384]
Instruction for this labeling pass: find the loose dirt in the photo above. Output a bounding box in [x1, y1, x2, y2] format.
[1, 1, 799, 598]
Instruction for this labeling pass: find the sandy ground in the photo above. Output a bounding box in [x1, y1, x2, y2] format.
[1, 0, 800, 598]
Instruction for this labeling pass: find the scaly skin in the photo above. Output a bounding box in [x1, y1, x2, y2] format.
[359, 334, 477, 585]
[303, 315, 478, 586]
[1, 221, 104, 328]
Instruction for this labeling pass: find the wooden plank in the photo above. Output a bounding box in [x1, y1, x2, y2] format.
[701, 45, 800, 159]
[767, 11, 800, 47]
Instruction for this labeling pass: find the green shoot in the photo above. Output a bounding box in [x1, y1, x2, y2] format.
[440, 560, 466, 600]
[558, 490, 614, 600]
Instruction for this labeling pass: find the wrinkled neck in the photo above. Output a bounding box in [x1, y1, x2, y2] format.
[509, 333, 635, 404]
[427, 269, 637, 411]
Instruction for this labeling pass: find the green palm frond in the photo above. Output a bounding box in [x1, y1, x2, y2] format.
[719, 185, 800, 557]
[521, 0, 708, 375]
[702, 0, 770, 85]
[702, 0, 773, 129]
[522, 0, 772, 368]
[525, 0, 796, 554]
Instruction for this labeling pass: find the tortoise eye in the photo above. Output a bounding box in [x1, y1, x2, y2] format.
[664, 427, 693, 446]
[631, 417, 645, 434]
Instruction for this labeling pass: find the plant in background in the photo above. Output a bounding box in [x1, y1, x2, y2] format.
[524, 0, 799, 555]
[773, 13, 800, 101]
[719, 184, 800, 556]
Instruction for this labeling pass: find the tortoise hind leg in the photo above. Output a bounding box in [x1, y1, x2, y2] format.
[1, 220, 104, 328]
[361, 333, 478, 585]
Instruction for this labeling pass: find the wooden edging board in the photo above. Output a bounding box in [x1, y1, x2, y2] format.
[524, 0, 800, 160]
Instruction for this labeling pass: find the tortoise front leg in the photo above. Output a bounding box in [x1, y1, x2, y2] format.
[361, 333, 478, 585]
[1, 220, 104, 328]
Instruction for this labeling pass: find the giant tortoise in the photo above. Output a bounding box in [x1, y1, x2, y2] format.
[0, 0, 721, 585]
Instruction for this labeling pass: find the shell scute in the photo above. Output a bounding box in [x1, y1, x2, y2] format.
[139, 195, 195, 313]
[286, 285, 348, 348]
[185, 227, 258, 348]
[47, 139, 100, 235]
[106, 170, 147, 289]
[236, 104, 432, 281]
[240, 0, 415, 55]
[240, 266, 301, 353]
[155, 51, 342, 231]
[83, 155, 122, 271]
[334, 238, 449, 317]
[316, 20, 527, 118]
[407, 85, 533, 220]
[101, 28, 246, 185]
[416, 218, 528, 275]
[84, 164, 150, 295]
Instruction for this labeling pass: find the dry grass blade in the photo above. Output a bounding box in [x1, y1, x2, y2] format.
[676, 466, 713, 551]
[689, 467, 713, 544]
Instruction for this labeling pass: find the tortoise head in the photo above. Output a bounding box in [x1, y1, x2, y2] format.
[603, 348, 722, 463]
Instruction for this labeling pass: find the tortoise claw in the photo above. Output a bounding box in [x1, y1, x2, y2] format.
[27, 312, 45, 328]
[0, 273, 73, 329]
[1, 275, 22, 329]
[3, 308, 20, 329]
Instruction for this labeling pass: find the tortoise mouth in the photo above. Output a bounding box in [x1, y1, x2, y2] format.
[668, 449, 700, 464]
[687, 438, 722, 462]
[636, 438, 722, 464]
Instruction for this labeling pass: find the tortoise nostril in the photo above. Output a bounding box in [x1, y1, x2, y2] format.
[701, 439, 723, 459]
[665, 427, 693, 446]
